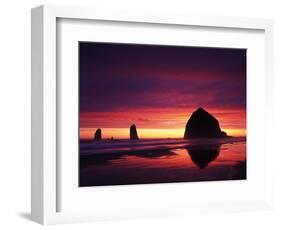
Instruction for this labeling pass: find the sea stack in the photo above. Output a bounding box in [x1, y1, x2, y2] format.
[94, 128, 102, 140]
[184, 108, 227, 139]
[130, 124, 139, 140]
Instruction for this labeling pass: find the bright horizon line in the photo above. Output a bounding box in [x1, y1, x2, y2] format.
[80, 127, 246, 140]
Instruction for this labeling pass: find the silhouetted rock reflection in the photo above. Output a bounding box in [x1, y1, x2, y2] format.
[186, 144, 221, 169]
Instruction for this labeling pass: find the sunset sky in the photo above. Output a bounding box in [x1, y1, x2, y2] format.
[79, 42, 246, 139]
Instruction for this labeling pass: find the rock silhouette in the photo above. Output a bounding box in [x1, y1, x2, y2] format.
[94, 128, 102, 140]
[130, 124, 139, 140]
[184, 108, 227, 139]
[220, 131, 227, 137]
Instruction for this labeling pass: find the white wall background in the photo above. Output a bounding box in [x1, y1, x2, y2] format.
[0, 0, 280, 229]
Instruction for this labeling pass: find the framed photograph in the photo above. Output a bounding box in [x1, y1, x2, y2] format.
[31, 5, 274, 224]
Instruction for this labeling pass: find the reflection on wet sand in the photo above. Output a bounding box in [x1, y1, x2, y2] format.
[232, 160, 246, 179]
[80, 144, 223, 170]
[80, 148, 176, 167]
[79, 138, 246, 186]
[186, 144, 221, 169]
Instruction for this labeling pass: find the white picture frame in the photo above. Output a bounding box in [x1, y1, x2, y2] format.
[31, 5, 274, 225]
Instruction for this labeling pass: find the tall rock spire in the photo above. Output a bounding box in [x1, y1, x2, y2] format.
[130, 124, 139, 140]
[94, 128, 102, 140]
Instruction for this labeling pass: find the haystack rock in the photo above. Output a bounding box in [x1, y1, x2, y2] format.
[94, 128, 102, 140]
[130, 124, 139, 140]
[184, 108, 227, 139]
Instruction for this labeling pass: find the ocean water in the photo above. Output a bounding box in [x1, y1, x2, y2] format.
[79, 137, 246, 187]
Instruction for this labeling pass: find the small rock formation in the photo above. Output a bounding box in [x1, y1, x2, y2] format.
[184, 108, 227, 139]
[94, 128, 102, 140]
[130, 124, 139, 140]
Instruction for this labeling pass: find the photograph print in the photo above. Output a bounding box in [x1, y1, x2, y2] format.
[79, 42, 246, 187]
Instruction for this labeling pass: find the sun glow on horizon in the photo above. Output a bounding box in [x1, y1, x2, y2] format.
[79, 108, 246, 140]
[80, 127, 246, 140]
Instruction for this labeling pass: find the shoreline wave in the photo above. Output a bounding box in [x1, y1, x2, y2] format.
[80, 137, 246, 156]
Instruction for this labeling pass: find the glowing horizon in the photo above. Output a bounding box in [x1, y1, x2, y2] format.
[80, 127, 246, 140]
[80, 107, 246, 139]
